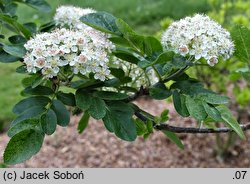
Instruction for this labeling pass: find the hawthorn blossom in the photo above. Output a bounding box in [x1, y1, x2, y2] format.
[54, 5, 95, 30]
[24, 28, 114, 81]
[161, 14, 234, 66]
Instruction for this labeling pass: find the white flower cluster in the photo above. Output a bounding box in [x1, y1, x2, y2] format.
[24, 28, 114, 81]
[161, 14, 234, 66]
[54, 5, 95, 30]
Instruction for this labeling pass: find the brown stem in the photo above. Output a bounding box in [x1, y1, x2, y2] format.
[135, 111, 250, 134]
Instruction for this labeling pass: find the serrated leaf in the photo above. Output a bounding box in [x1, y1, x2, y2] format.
[24, 0, 51, 12]
[24, 85, 54, 95]
[4, 129, 44, 165]
[143, 36, 163, 56]
[162, 130, 184, 149]
[231, 25, 250, 63]
[115, 18, 136, 36]
[185, 96, 207, 122]
[88, 97, 106, 120]
[3, 44, 26, 58]
[51, 100, 70, 127]
[11, 106, 46, 127]
[93, 91, 128, 100]
[77, 112, 90, 134]
[197, 93, 229, 105]
[80, 12, 121, 35]
[56, 91, 76, 106]
[160, 109, 169, 122]
[8, 35, 26, 44]
[138, 59, 152, 69]
[103, 101, 136, 141]
[113, 49, 139, 64]
[110, 68, 125, 79]
[202, 102, 223, 122]
[31, 76, 44, 88]
[16, 65, 27, 73]
[135, 118, 147, 136]
[149, 82, 172, 100]
[153, 51, 174, 65]
[75, 90, 92, 110]
[7, 119, 40, 137]
[172, 90, 189, 117]
[0, 50, 20, 63]
[41, 109, 57, 135]
[216, 105, 245, 140]
[13, 96, 50, 115]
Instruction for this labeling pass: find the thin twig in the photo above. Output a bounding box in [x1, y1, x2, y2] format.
[125, 86, 149, 102]
[162, 66, 189, 82]
[134, 111, 250, 134]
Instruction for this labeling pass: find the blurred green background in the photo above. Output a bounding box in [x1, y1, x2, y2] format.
[0, 0, 210, 127]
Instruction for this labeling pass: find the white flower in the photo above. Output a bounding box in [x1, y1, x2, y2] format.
[24, 28, 114, 81]
[54, 5, 95, 30]
[161, 14, 234, 66]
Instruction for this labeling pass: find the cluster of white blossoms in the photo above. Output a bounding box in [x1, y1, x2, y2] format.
[24, 28, 114, 81]
[54, 5, 95, 30]
[161, 14, 234, 66]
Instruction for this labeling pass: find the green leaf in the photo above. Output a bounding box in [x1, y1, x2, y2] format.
[143, 36, 163, 56]
[202, 102, 223, 122]
[160, 109, 169, 122]
[24, 0, 51, 12]
[172, 91, 189, 117]
[77, 112, 90, 134]
[3, 2, 17, 16]
[71, 79, 102, 89]
[0, 50, 20, 63]
[162, 130, 184, 149]
[93, 91, 128, 100]
[51, 100, 70, 127]
[185, 96, 207, 122]
[146, 120, 154, 133]
[23, 22, 37, 33]
[231, 25, 250, 63]
[56, 91, 76, 106]
[31, 75, 44, 88]
[16, 65, 27, 73]
[197, 93, 229, 105]
[110, 68, 125, 79]
[39, 21, 55, 32]
[88, 97, 106, 120]
[138, 59, 152, 69]
[4, 129, 44, 165]
[8, 35, 26, 44]
[80, 12, 121, 35]
[41, 109, 57, 135]
[216, 105, 245, 140]
[13, 96, 50, 115]
[153, 51, 174, 65]
[3, 44, 26, 58]
[109, 36, 130, 47]
[135, 118, 147, 136]
[11, 106, 46, 127]
[113, 49, 139, 64]
[115, 18, 136, 36]
[7, 119, 40, 137]
[24, 85, 54, 95]
[149, 82, 172, 100]
[103, 101, 136, 141]
[0, 14, 31, 38]
[75, 90, 92, 110]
